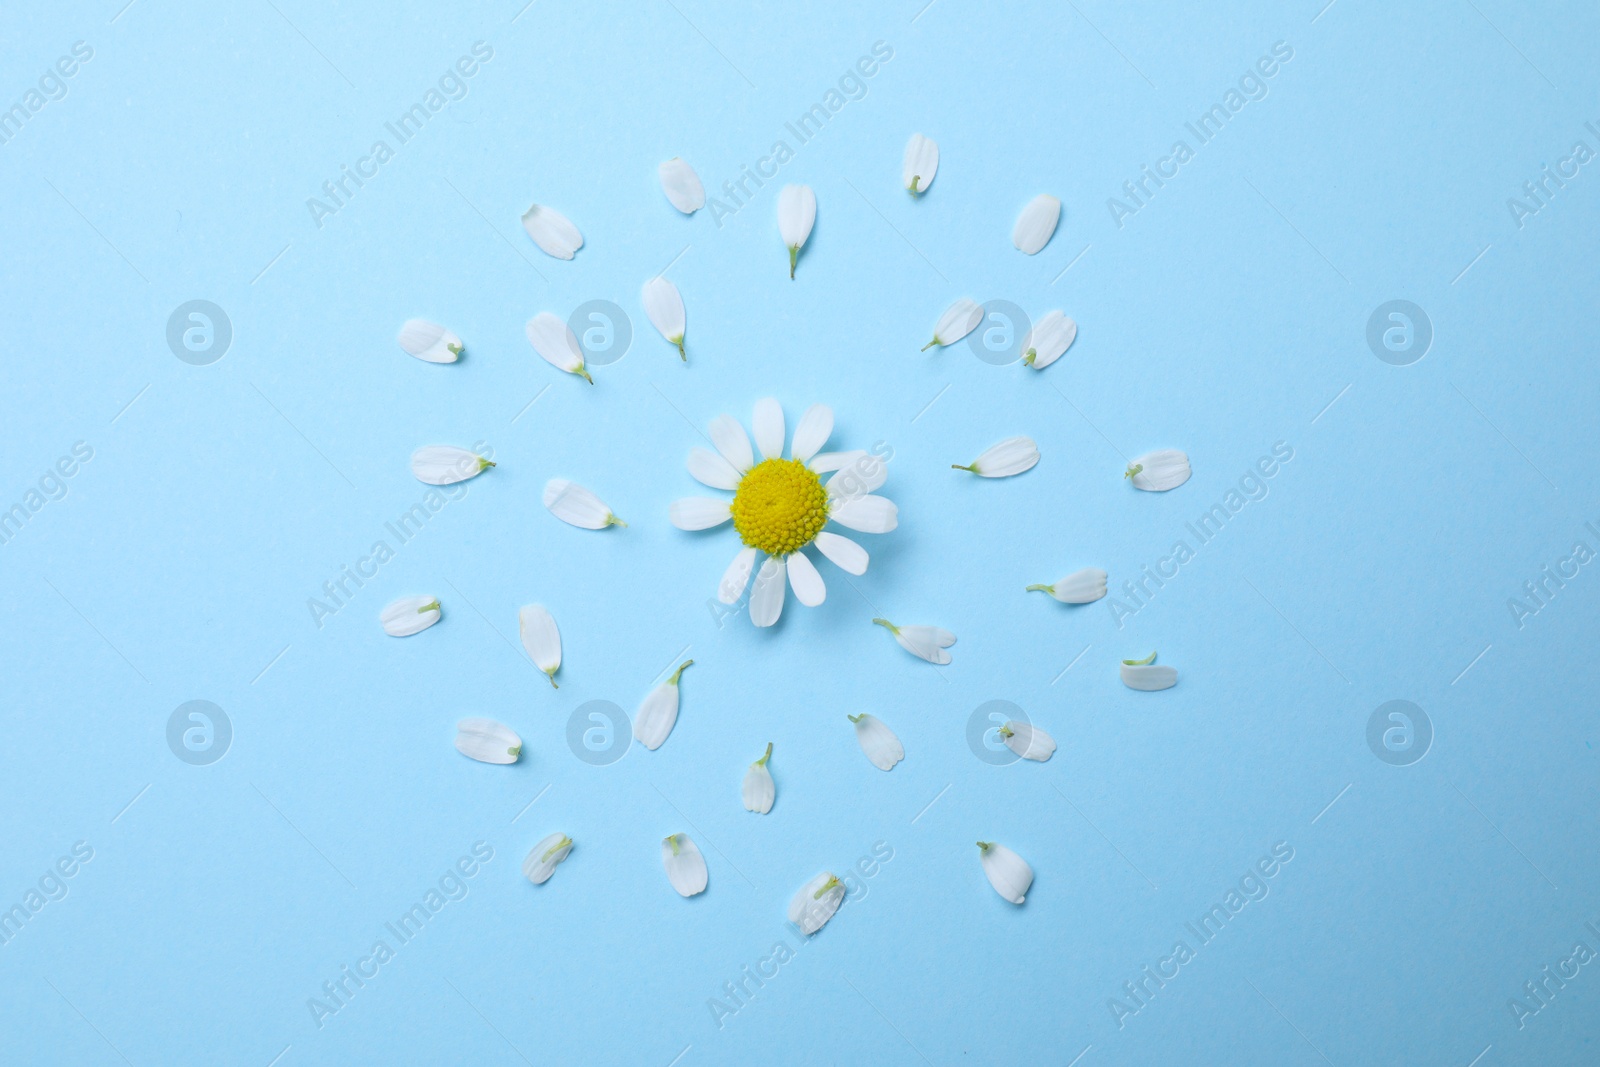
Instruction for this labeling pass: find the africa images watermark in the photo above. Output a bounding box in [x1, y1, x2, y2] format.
[1507, 915, 1600, 1031]
[0, 440, 94, 549]
[0, 40, 94, 149]
[1505, 118, 1600, 230]
[1505, 518, 1600, 630]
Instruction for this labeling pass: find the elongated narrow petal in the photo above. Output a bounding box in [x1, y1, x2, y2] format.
[902, 133, 939, 194]
[718, 546, 758, 604]
[977, 842, 1033, 904]
[518, 604, 561, 687]
[1000, 721, 1056, 762]
[923, 298, 982, 350]
[874, 618, 954, 664]
[1012, 194, 1060, 255]
[526, 312, 591, 383]
[687, 447, 742, 490]
[411, 445, 494, 485]
[1022, 310, 1077, 369]
[814, 531, 868, 575]
[1029, 567, 1107, 604]
[661, 834, 708, 896]
[398, 319, 462, 363]
[742, 744, 775, 813]
[1121, 663, 1179, 691]
[543, 478, 623, 529]
[709, 415, 754, 473]
[454, 718, 522, 764]
[778, 184, 817, 277]
[789, 403, 833, 463]
[634, 660, 692, 750]
[521, 204, 583, 259]
[641, 276, 687, 359]
[749, 556, 786, 627]
[788, 872, 844, 935]
[956, 436, 1038, 478]
[670, 497, 733, 531]
[658, 157, 706, 214]
[786, 550, 826, 607]
[1126, 449, 1191, 491]
[523, 832, 572, 884]
[850, 713, 904, 770]
[828, 495, 898, 534]
[380, 595, 440, 636]
[752, 398, 785, 460]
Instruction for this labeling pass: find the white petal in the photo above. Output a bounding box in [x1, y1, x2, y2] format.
[1012, 194, 1060, 255]
[1022, 310, 1077, 369]
[718, 547, 758, 604]
[962, 436, 1039, 478]
[523, 832, 572, 884]
[525, 312, 590, 381]
[454, 718, 522, 764]
[641, 276, 686, 358]
[521, 203, 583, 259]
[778, 184, 817, 277]
[517, 604, 561, 685]
[669, 497, 733, 531]
[877, 620, 955, 664]
[825, 452, 889, 501]
[1032, 567, 1106, 604]
[1002, 721, 1056, 762]
[979, 843, 1033, 904]
[788, 872, 844, 935]
[380, 595, 440, 637]
[410, 445, 493, 486]
[397, 319, 461, 363]
[807, 451, 856, 473]
[658, 157, 705, 214]
[633, 661, 690, 750]
[543, 478, 622, 529]
[752, 398, 785, 460]
[709, 414, 755, 473]
[852, 713, 904, 770]
[925, 298, 982, 349]
[749, 556, 787, 627]
[902, 133, 939, 194]
[814, 531, 868, 576]
[1121, 663, 1179, 691]
[1128, 450, 1191, 491]
[742, 747, 775, 814]
[687, 447, 742, 491]
[789, 403, 833, 463]
[828, 495, 898, 534]
[786, 551, 826, 607]
[661, 834, 708, 896]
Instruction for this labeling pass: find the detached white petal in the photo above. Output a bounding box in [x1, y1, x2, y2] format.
[1028, 567, 1107, 604]
[1122, 652, 1178, 691]
[788, 872, 845, 935]
[1022, 310, 1077, 369]
[828, 495, 898, 534]
[850, 713, 904, 770]
[517, 604, 561, 687]
[789, 403, 833, 463]
[525, 312, 592, 383]
[670, 497, 733, 531]
[742, 743, 775, 814]
[709, 415, 755, 473]
[786, 550, 826, 607]
[688, 447, 742, 491]
[411, 445, 494, 486]
[752, 398, 785, 461]
[523, 833, 572, 884]
[380, 595, 440, 637]
[814, 531, 868, 575]
[454, 718, 522, 764]
[778, 184, 816, 278]
[1000, 721, 1056, 762]
[633, 660, 692, 750]
[521, 203, 583, 259]
[749, 556, 786, 627]
[661, 834, 708, 897]
[658, 157, 705, 214]
[874, 618, 954, 665]
[955, 436, 1039, 478]
[718, 546, 758, 605]
[397, 319, 462, 363]
[902, 133, 939, 194]
[641, 276, 687, 360]
[543, 478, 624, 529]
[1012, 194, 1060, 255]
[978, 842, 1033, 904]
[922, 298, 983, 351]
[1126, 450, 1191, 491]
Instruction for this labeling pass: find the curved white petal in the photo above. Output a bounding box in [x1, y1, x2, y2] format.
[786, 550, 826, 607]
[523, 832, 572, 884]
[687, 447, 741, 491]
[718, 546, 758, 605]
[543, 478, 621, 529]
[814, 531, 868, 576]
[380, 595, 440, 637]
[454, 718, 522, 764]
[709, 415, 755, 473]
[517, 604, 561, 685]
[397, 319, 462, 363]
[788, 872, 844, 935]
[789, 403, 833, 463]
[669, 497, 733, 531]
[1121, 663, 1179, 691]
[1022, 310, 1076, 369]
[1128, 449, 1191, 491]
[1034, 567, 1106, 604]
[878, 621, 955, 664]
[658, 157, 706, 214]
[828, 495, 898, 534]
[778, 185, 817, 277]
[1012, 194, 1060, 255]
[742, 747, 775, 814]
[852, 713, 904, 770]
[752, 398, 785, 460]
[979, 843, 1033, 904]
[962, 436, 1039, 478]
[634, 661, 690, 750]
[411, 445, 493, 486]
[807, 451, 856, 473]
[902, 133, 939, 194]
[749, 556, 786, 627]
[642, 276, 686, 358]
[525, 312, 590, 381]
[661, 834, 708, 896]
[521, 204, 583, 259]
[826, 452, 888, 502]
[1002, 721, 1056, 762]
[925, 298, 983, 349]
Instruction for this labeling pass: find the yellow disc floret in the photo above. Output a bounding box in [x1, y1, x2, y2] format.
[731, 458, 828, 555]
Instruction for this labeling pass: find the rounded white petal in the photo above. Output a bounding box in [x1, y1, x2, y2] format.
[1002, 721, 1056, 762]
[1036, 567, 1107, 604]
[749, 556, 787, 627]
[523, 832, 572, 884]
[852, 713, 904, 770]
[788, 872, 844, 935]
[883, 623, 955, 665]
[964, 436, 1039, 478]
[902, 133, 939, 193]
[1122, 663, 1179, 691]
[641, 276, 686, 355]
[658, 157, 706, 214]
[1128, 449, 1191, 491]
[778, 184, 817, 248]
[709, 414, 755, 473]
[397, 319, 461, 363]
[979, 843, 1033, 904]
[814, 531, 868, 576]
[687, 447, 742, 491]
[1022, 310, 1077, 369]
[380, 595, 440, 637]
[670, 496, 733, 531]
[928, 298, 983, 348]
[828, 495, 898, 534]
[789, 403, 833, 463]
[752, 398, 785, 460]
[786, 550, 826, 607]
[807, 451, 856, 473]
[661, 834, 708, 896]
[411, 445, 492, 486]
[454, 718, 522, 764]
[633, 664, 689, 751]
[517, 604, 561, 681]
[825, 452, 888, 501]
[1012, 194, 1061, 255]
[718, 546, 759, 605]
[521, 203, 583, 259]
[525, 312, 589, 379]
[543, 478, 620, 529]
[742, 752, 775, 814]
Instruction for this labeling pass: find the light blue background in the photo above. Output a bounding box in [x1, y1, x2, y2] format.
[2, 0, 1598, 1064]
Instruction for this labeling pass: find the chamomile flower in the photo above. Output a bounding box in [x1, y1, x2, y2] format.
[670, 399, 897, 627]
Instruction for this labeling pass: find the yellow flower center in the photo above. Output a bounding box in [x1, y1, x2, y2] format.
[731, 458, 828, 555]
